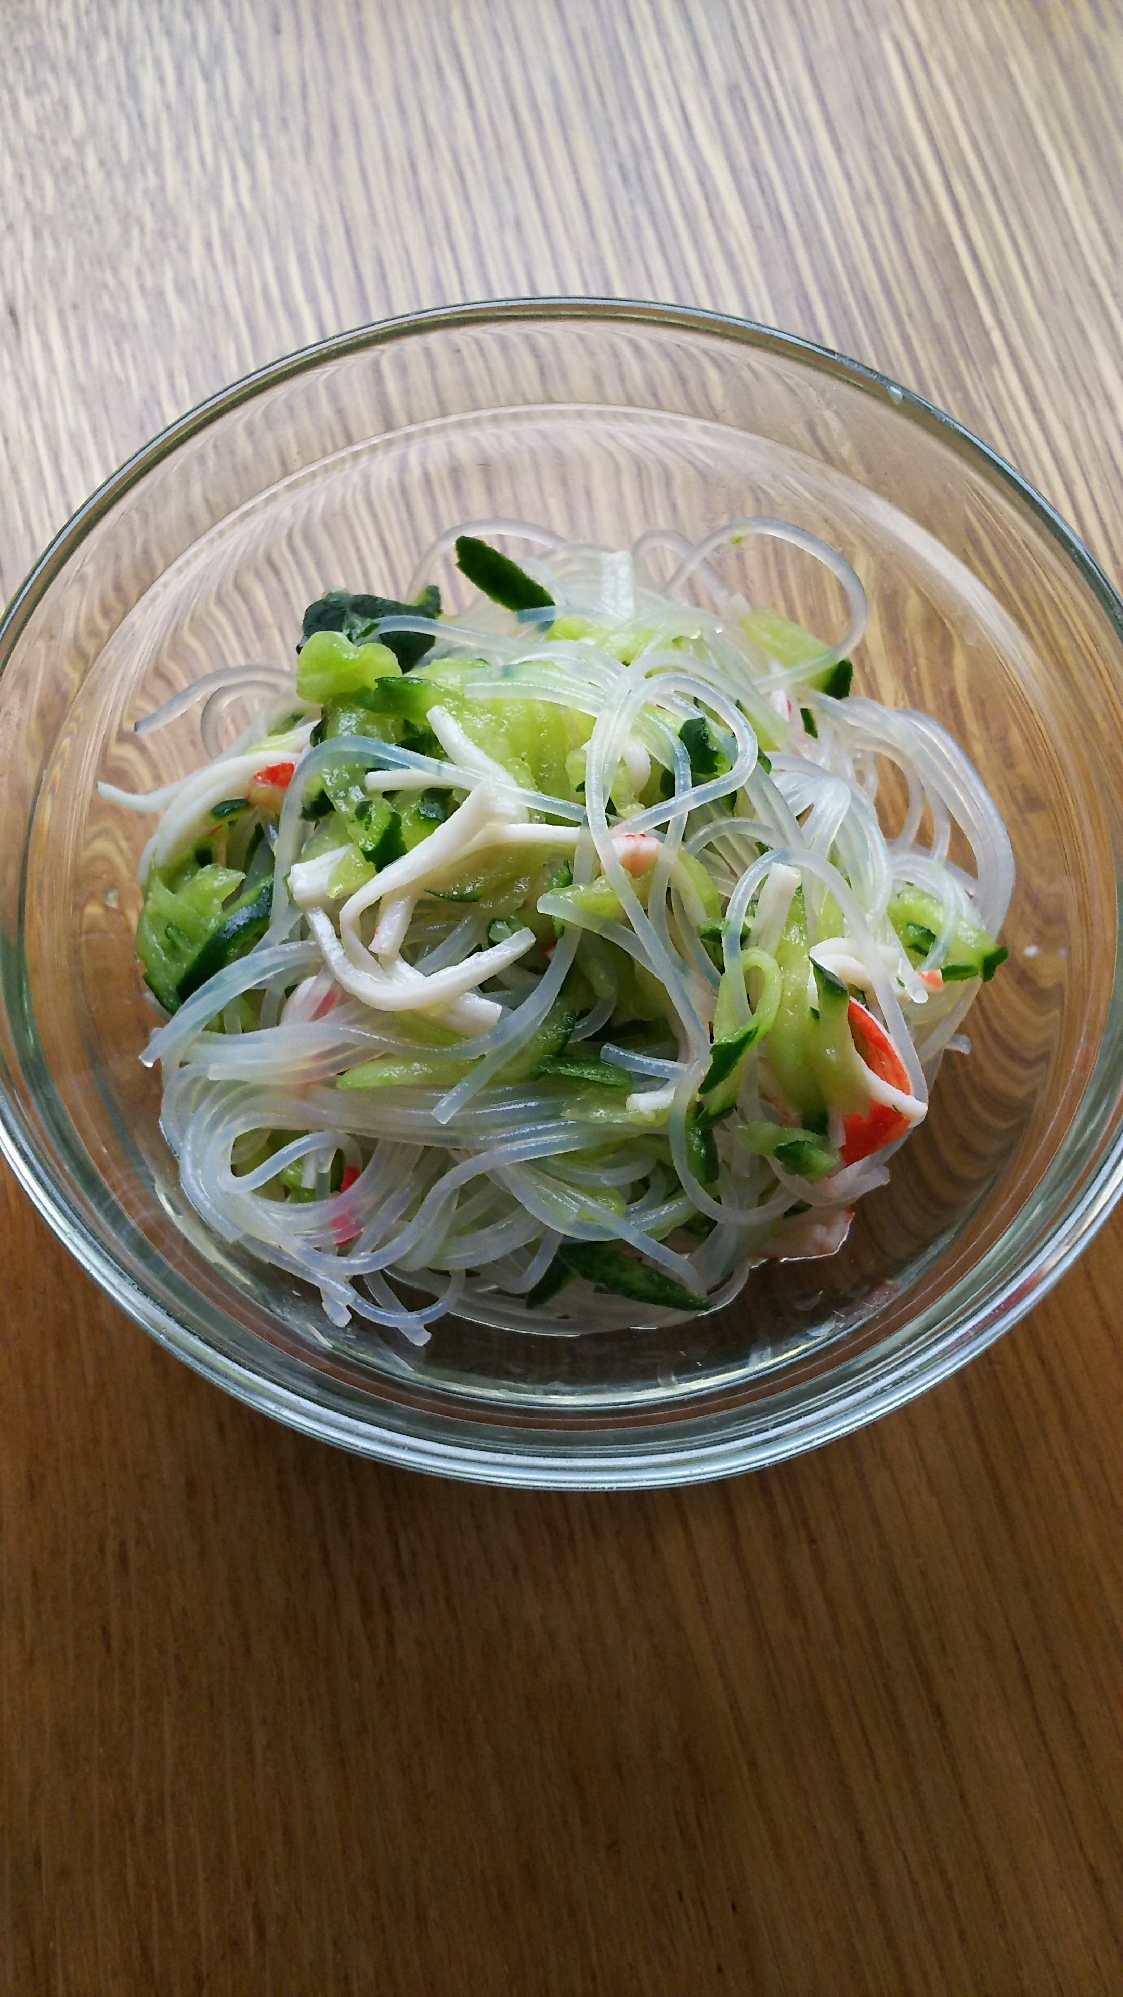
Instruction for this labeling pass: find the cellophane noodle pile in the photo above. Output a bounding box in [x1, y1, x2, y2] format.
[100, 517, 1013, 1346]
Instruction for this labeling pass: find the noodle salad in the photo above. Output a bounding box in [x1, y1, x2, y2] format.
[100, 519, 1013, 1345]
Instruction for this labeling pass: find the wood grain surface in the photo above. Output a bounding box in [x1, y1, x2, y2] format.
[3, 2, 1123, 1991]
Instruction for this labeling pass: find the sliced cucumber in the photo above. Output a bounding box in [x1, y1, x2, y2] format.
[888, 887, 1006, 981]
[555, 1241, 706, 1311]
[176, 877, 274, 1002]
[455, 536, 555, 613]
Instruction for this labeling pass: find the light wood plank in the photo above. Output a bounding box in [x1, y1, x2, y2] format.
[3, 2, 1123, 1989]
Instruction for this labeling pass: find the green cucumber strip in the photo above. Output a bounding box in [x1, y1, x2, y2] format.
[433, 854, 535, 913]
[685, 1112, 720, 1186]
[888, 887, 1005, 981]
[549, 614, 598, 640]
[399, 718, 442, 758]
[542, 877, 625, 926]
[211, 797, 251, 821]
[322, 762, 374, 835]
[503, 1004, 579, 1081]
[319, 765, 407, 868]
[812, 958, 848, 1003]
[319, 700, 395, 744]
[525, 1256, 575, 1308]
[567, 878, 623, 920]
[702, 948, 782, 1096]
[326, 846, 376, 900]
[393, 1015, 466, 1049]
[741, 1118, 836, 1166]
[300, 585, 442, 672]
[699, 1023, 755, 1096]
[772, 1135, 840, 1180]
[695, 1097, 736, 1133]
[537, 1057, 632, 1090]
[810, 957, 868, 1115]
[353, 677, 437, 722]
[699, 917, 747, 946]
[433, 862, 516, 905]
[767, 892, 826, 1123]
[816, 660, 853, 698]
[936, 948, 1009, 983]
[735, 612, 852, 697]
[368, 805, 407, 870]
[800, 706, 818, 738]
[269, 709, 307, 736]
[455, 535, 555, 613]
[176, 877, 274, 1002]
[556, 1241, 706, 1311]
[350, 1004, 570, 1093]
[739, 1120, 783, 1155]
[268, 1150, 346, 1198]
[135, 863, 246, 1012]
[900, 920, 937, 956]
[679, 714, 731, 782]
[337, 1054, 471, 1090]
[296, 630, 401, 703]
[738, 606, 826, 671]
[397, 792, 449, 851]
[938, 954, 1009, 982]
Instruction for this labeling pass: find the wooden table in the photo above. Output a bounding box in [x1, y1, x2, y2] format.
[4, 4, 1123, 1990]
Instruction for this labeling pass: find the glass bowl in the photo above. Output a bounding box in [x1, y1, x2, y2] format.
[2, 300, 1122, 1489]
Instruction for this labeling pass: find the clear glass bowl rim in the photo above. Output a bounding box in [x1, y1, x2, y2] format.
[2, 295, 1123, 1490]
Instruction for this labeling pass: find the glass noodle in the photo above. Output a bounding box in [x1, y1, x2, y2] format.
[101, 518, 1014, 1345]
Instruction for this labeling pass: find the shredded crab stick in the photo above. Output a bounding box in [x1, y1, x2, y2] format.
[840, 1001, 925, 1164]
[100, 521, 1013, 1343]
